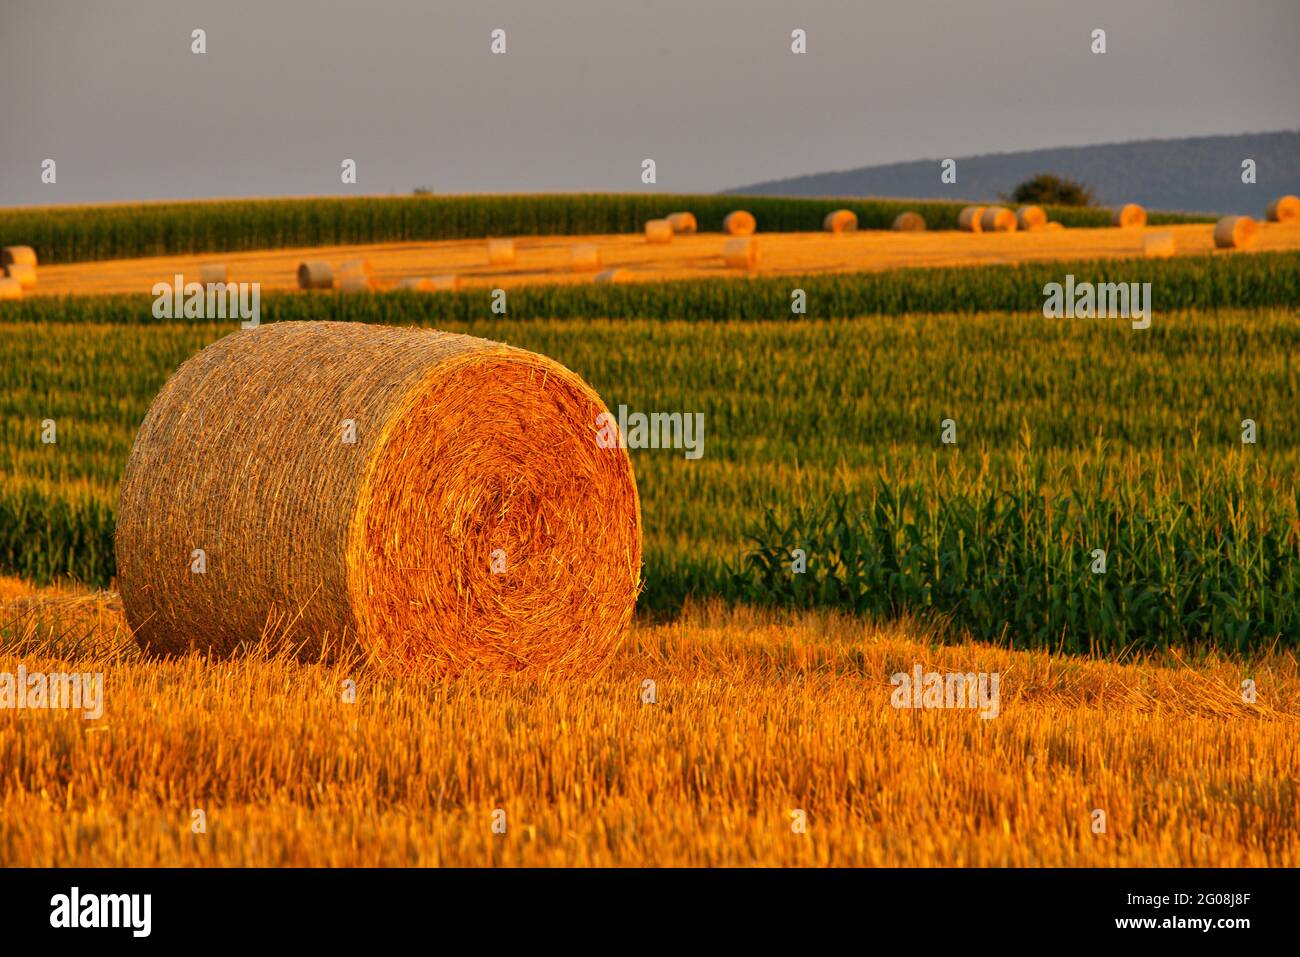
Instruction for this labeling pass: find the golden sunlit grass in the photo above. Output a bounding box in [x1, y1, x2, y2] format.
[26, 221, 1300, 297]
[1, 577, 1296, 867]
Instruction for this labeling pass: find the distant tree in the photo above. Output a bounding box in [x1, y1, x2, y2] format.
[1003, 173, 1096, 207]
[413, 186, 433, 196]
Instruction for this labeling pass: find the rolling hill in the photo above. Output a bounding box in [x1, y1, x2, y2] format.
[726, 131, 1300, 216]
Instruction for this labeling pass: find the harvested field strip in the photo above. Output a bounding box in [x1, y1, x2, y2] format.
[0, 194, 1217, 265]
[22, 221, 1300, 298]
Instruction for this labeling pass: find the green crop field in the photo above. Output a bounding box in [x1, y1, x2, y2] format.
[0, 193, 1214, 265]
[3, 303, 1298, 652]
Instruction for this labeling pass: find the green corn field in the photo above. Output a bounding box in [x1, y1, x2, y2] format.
[2, 304, 1297, 650]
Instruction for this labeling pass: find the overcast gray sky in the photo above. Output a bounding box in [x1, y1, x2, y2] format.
[1, 0, 1297, 206]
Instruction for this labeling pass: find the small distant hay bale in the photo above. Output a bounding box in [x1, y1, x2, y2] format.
[594, 268, 633, 284]
[1045, 221, 1065, 231]
[199, 262, 228, 284]
[1213, 215, 1258, 250]
[4, 263, 36, 289]
[298, 261, 334, 290]
[1112, 204, 1146, 228]
[115, 321, 642, 677]
[891, 212, 926, 232]
[644, 219, 673, 244]
[823, 209, 858, 234]
[666, 212, 697, 235]
[723, 210, 756, 236]
[1015, 206, 1048, 231]
[1266, 195, 1299, 223]
[722, 238, 759, 269]
[1, 246, 37, 268]
[337, 270, 375, 292]
[0, 277, 22, 300]
[958, 206, 986, 232]
[338, 259, 373, 278]
[398, 275, 462, 292]
[980, 207, 1017, 232]
[487, 239, 516, 265]
[570, 244, 601, 272]
[1143, 232, 1176, 258]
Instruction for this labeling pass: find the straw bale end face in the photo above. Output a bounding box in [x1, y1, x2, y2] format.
[116, 322, 642, 677]
[1266, 195, 1299, 223]
[1112, 204, 1146, 228]
[891, 212, 926, 232]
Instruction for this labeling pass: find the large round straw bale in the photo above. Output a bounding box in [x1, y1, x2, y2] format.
[199, 262, 228, 284]
[4, 263, 36, 289]
[1015, 205, 1047, 230]
[666, 212, 697, 235]
[487, 239, 516, 265]
[823, 209, 858, 234]
[0, 278, 22, 300]
[1, 246, 37, 268]
[1112, 204, 1146, 228]
[570, 244, 601, 272]
[1143, 232, 1175, 258]
[891, 212, 926, 232]
[1266, 195, 1299, 223]
[722, 238, 759, 269]
[1213, 215, 1258, 249]
[957, 206, 986, 232]
[644, 219, 673, 244]
[722, 210, 756, 236]
[116, 321, 641, 676]
[594, 268, 633, 284]
[298, 261, 333, 290]
[980, 206, 1017, 232]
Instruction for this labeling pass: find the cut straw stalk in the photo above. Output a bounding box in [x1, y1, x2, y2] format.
[1113, 204, 1147, 228]
[487, 239, 516, 265]
[1, 246, 37, 268]
[1266, 195, 1299, 223]
[298, 261, 333, 290]
[957, 206, 986, 233]
[891, 212, 926, 232]
[666, 212, 697, 235]
[115, 321, 641, 677]
[823, 209, 858, 234]
[644, 220, 673, 244]
[979, 207, 1017, 232]
[723, 238, 759, 269]
[723, 210, 756, 236]
[1015, 206, 1047, 230]
[3, 263, 36, 289]
[1213, 215, 1258, 250]
[570, 244, 601, 272]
